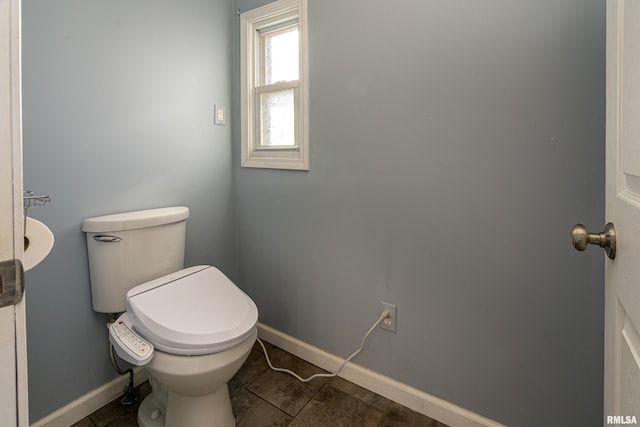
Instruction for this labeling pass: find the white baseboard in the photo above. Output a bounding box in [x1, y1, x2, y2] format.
[30, 368, 148, 427]
[258, 323, 506, 427]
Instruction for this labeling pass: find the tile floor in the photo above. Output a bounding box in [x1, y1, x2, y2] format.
[72, 340, 448, 427]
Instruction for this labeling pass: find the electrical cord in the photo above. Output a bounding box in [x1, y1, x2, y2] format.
[256, 309, 391, 383]
[109, 343, 139, 405]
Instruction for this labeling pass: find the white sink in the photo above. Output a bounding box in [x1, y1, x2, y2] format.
[23, 217, 54, 271]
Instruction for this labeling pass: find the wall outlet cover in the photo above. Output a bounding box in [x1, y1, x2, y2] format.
[380, 301, 397, 332]
[214, 104, 227, 125]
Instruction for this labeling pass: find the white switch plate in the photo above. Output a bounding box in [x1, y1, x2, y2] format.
[214, 105, 226, 125]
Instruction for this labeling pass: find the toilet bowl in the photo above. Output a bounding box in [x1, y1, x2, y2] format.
[123, 265, 258, 427]
[82, 207, 259, 427]
[138, 330, 256, 427]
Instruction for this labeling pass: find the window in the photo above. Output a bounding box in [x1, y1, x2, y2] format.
[240, 0, 309, 170]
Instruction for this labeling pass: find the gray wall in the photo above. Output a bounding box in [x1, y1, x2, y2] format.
[22, 0, 234, 421]
[233, 1, 605, 426]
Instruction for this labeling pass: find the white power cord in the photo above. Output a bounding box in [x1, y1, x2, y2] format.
[256, 309, 391, 383]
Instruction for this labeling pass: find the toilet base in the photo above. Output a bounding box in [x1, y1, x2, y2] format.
[138, 394, 164, 427]
[137, 386, 236, 427]
[136, 330, 255, 427]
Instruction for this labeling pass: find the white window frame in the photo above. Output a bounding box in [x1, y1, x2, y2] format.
[240, 0, 309, 170]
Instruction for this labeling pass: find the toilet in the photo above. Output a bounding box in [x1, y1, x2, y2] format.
[82, 207, 258, 427]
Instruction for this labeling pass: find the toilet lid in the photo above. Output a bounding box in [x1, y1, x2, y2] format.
[126, 265, 258, 356]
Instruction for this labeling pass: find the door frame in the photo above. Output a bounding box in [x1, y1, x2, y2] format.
[0, 0, 28, 424]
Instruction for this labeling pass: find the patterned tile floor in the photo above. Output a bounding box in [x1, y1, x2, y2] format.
[72, 340, 448, 426]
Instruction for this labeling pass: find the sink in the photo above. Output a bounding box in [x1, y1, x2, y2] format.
[23, 217, 54, 271]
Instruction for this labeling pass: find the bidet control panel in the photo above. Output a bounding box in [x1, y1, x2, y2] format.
[109, 315, 154, 366]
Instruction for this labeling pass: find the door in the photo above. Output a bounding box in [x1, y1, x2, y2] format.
[605, 0, 640, 422]
[0, 0, 27, 425]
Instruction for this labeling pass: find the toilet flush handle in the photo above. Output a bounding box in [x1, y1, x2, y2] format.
[93, 235, 122, 243]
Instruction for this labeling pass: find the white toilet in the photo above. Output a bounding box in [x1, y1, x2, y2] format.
[82, 207, 258, 427]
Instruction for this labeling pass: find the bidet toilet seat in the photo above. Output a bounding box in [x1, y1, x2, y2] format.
[126, 265, 258, 356]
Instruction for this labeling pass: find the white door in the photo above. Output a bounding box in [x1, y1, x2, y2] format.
[605, 0, 640, 423]
[0, 0, 27, 425]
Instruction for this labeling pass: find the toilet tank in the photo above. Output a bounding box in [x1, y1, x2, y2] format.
[82, 207, 189, 313]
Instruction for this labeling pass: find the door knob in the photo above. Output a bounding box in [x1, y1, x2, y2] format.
[571, 222, 616, 259]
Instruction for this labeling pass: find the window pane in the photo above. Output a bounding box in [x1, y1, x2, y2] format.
[260, 89, 295, 147]
[264, 27, 299, 84]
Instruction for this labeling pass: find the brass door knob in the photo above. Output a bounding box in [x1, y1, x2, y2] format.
[571, 222, 616, 259]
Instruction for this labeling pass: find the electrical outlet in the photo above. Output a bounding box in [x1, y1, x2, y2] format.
[214, 105, 226, 125]
[379, 301, 397, 332]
